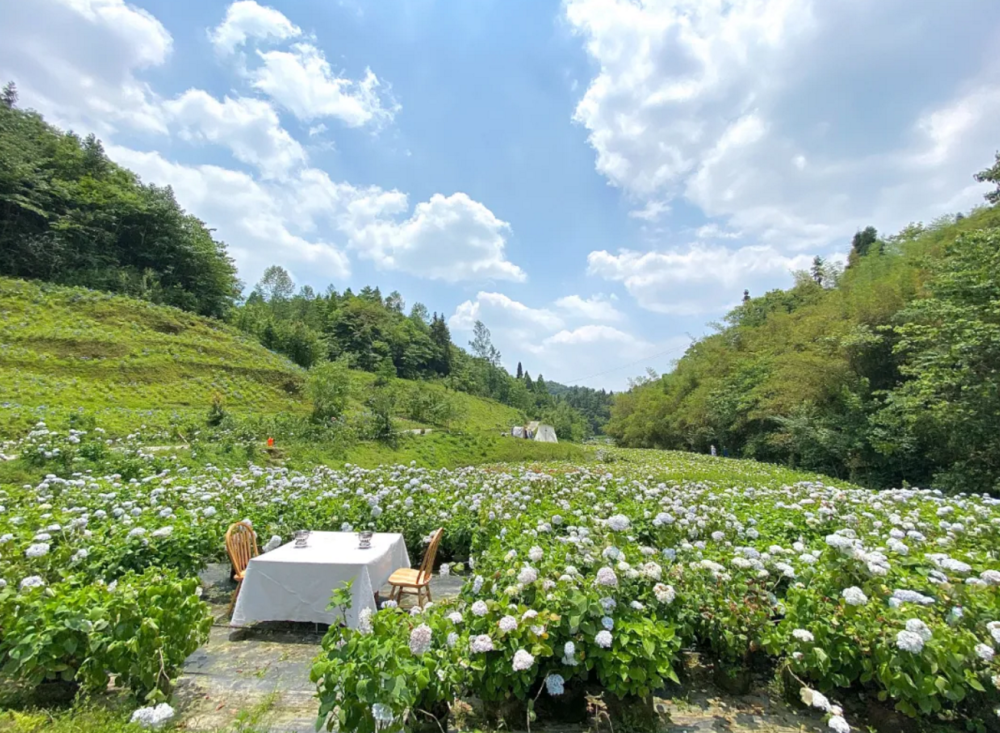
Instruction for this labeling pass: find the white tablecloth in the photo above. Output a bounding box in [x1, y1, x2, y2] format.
[231, 532, 410, 628]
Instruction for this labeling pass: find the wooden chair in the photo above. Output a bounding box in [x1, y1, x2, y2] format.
[225, 521, 258, 616]
[387, 528, 443, 608]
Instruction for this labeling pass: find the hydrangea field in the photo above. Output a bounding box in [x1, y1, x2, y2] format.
[2, 424, 1000, 731]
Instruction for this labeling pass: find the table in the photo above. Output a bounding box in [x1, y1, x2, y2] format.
[231, 531, 410, 629]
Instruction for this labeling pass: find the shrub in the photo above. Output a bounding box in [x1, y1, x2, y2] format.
[312, 586, 464, 733]
[0, 569, 211, 702]
[306, 360, 351, 423]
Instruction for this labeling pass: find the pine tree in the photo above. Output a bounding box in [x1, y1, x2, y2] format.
[848, 226, 879, 267]
[516, 362, 523, 379]
[1, 81, 17, 109]
[811, 256, 825, 286]
[429, 313, 452, 376]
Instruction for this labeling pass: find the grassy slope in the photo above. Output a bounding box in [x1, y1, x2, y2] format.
[0, 278, 307, 436]
[0, 278, 571, 466]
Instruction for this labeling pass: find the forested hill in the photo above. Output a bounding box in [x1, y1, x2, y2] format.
[544, 380, 614, 436]
[0, 94, 239, 317]
[0, 92, 597, 440]
[608, 183, 1000, 493]
[232, 273, 600, 440]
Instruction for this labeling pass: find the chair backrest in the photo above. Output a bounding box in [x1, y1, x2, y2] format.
[418, 528, 444, 583]
[225, 521, 258, 576]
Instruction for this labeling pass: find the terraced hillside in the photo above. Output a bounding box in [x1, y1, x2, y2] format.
[0, 278, 524, 440]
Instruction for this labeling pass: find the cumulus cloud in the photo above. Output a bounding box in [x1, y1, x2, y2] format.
[0, 0, 172, 134]
[344, 193, 527, 283]
[105, 145, 527, 287]
[588, 245, 813, 315]
[209, 0, 301, 56]
[2, 0, 521, 286]
[554, 294, 623, 322]
[566, 0, 1000, 250]
[628, 201, 670, 222]
[252, 44, 397, 127]
[207, 2, 398, 128]
[163, 91, 307, 178]
[448, 292, 664, 387]
[451, 292, 562, 332]
[543, 324, 644, 347]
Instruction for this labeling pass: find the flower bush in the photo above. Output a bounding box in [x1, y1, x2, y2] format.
[0, 568, 210, 701]
[311, 586, 466, 733]
[3, 425, 1000, 728]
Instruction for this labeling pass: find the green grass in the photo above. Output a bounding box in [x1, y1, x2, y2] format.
[0, 278, 307, 436]
[0, 278, 527, 451]
[339, 430, 587, 469]
[345, 370, 524, 434]
[0, 692, 280, 733]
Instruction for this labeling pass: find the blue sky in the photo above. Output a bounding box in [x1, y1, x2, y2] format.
[3, 0, 999, 389]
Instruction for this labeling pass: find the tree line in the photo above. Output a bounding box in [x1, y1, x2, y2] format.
[232, 269, 609, 440]
[608, 153, 1000, 493]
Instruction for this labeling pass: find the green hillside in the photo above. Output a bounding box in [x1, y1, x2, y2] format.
[608, 202, 1000, 492]
[0, 277, 524, 440]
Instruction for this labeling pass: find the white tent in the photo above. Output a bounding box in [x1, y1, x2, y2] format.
[525, 421, 558, 443]
[533, 424, 558, 443]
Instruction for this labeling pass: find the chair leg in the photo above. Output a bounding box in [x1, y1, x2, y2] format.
[425, 584, 432, 603]
[228, 579, 243, 618]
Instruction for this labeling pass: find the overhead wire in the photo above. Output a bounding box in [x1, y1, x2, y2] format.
[560, 341, 691, 386]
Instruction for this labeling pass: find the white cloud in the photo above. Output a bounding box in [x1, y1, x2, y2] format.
[554, 294, 623, 322]
[588, 245, 813, 315]
[694, 223, 742, 240]
[345, 193, 527, 283]
[163, 91, 306, 178]
[103, 145, 526, 287]
[451, 292, 562, 332]
[544, 324, 643, 347]
[566, 0, 1000, 250]
[3, 0, 517, 287]
[0, 0, 172, 134]
[209, 0, 301, 56]
[628, 200, 670, 221]
[106, 145, 351, 284]
[252, 43, 398, 128]
[448, 293, 662, 388]
[207, 2, 398, 129]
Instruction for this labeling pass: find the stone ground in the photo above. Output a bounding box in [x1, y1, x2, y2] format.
[173, 564, 826, 733]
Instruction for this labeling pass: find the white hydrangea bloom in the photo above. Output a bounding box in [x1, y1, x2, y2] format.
[470, 634, 494, 653]
[895, 630, 925, 654]
[512, 649, 534, 671]
[842, 587, 868, 606]
[596, 567, 618, 588]
[25, 543, 49, 558]
[130, 703, 175, 729]
[409, 624, 432, 655]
